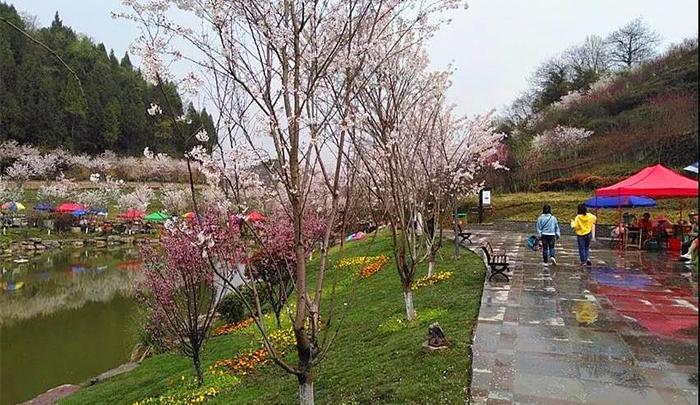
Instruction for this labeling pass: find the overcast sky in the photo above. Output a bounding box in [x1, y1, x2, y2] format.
[13, 0, 700, 117]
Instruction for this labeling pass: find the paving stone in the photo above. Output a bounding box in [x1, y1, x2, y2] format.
[463, 230, 698, 404]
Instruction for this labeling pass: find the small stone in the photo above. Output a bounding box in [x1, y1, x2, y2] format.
[422, 322, 449, 352]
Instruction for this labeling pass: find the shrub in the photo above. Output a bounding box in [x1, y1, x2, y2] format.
[537, 181, 552, 192]
[24, 210, 45, 227]
[52, 213, 75, 231]
[217, 292, 247, 324]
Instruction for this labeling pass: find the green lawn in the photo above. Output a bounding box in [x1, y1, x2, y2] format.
[60, 235, 486, 404]
[463, 191, 698, 225]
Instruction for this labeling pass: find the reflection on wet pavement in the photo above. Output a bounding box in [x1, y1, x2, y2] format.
[468, 231, 698, 404]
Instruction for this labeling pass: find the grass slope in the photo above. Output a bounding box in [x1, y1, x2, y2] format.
[463, 191, 698, 225]
[61, 235, 485, 404]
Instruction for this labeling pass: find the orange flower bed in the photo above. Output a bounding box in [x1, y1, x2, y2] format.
[212, 318, 254, 336]
[211, 348, 269, 375]
[358, 255, 389, 279]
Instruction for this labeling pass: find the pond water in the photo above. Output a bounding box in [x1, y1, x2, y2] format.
[0, 247, 143, 405]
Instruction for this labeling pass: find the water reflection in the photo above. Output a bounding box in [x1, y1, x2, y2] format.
[587, 249, 698, 340]
[1, 247, 143, 405]
[0, 248, 142, 326]
[573, 301, 598, 325]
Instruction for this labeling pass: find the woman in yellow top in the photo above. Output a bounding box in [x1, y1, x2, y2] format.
[571, 204, 597, 266]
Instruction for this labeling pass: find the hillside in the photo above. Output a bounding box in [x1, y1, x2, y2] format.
[499, 38, 698, 192]
[0, 3, 216, 156]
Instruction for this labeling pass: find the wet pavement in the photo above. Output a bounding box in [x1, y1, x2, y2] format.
[467, 231, 698, 404]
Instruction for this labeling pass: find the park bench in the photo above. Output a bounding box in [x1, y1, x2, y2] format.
[456, 222, 473, 245]
[480, 241, 510, 282]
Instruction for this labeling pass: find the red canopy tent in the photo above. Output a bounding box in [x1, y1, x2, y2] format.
[596, 164, 698, 198]
[56, 202, 85, 213]
[117, 209, 145, 220]
[596, 164, 698, 240]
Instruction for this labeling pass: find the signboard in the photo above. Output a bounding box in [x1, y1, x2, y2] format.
[481, 189, 491, 206]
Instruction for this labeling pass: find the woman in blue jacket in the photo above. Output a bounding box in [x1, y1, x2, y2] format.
[536, 204, 560, 266]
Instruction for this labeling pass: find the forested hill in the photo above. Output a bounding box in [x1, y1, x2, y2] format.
[496, 18, 698, 192]
[0, 3, 216, 156]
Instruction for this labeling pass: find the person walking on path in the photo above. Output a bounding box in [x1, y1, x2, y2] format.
[571, 203, 597, 266]
[536, 204, 560, 266]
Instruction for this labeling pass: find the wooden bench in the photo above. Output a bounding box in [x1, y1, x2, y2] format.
[481, 241, 510, 282]
[456, 222, 472, 245]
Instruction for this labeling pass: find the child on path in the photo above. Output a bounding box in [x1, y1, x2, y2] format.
[536, 204, 560, 266]
[571, 204, 597, 266]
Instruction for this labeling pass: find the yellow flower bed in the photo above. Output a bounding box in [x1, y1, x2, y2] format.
[267, 327, 296, 350]
[411, 271, 453, 290]
[337, 256, 380, 268]
[336, 255, 390, 279]
[132, 372, 239, 404]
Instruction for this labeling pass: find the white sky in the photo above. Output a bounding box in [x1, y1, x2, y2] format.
[12, 0, 700, 117]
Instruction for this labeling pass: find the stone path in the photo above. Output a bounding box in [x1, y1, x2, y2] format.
[467, 230, 698, 404]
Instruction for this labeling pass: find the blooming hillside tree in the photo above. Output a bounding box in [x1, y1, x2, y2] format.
[117, 184, 155, 211]
[159, 184, 189, 214]
[140, 217, 229, 386]
[38, 174, 77, 203]
[531, 125, 593, 158]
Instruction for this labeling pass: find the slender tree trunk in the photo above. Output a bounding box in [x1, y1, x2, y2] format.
[427, 258, 435, 278]
[299, 378, 314, 405]
[453, 201, 460, 258]
[403, 289, 416, 321]
[193, 350, 204, 386]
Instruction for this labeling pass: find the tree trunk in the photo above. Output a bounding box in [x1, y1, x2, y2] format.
[403, 289, 416, 321]
[193, 350, 204, 386]
[299, 380, 314, 405]
[453, 203, 460, 258]
[427, 258, 435, 278]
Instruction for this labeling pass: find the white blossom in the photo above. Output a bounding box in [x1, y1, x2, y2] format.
[147, 103, 162, 116]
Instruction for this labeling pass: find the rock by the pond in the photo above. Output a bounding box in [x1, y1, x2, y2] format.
[88, 362, 139, 386]
[44, 240, 61, 248]
[20, 384, 80, 405]
[107, 235, 122, 244]
[71, 241, 84, 248]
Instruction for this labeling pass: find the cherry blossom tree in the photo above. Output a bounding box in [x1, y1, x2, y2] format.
[117, 184, 155, 211]
[351, 33, 505, 320]
[37, 174, 77, 203]
[531, 125, 593, 159]
[159, 184, 190, 214]
[139, 216, 229, 386]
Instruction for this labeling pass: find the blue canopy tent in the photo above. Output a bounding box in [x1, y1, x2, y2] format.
[33, 202, 54, 212]
[72, 209, 88, 217]
[89, 207, 108, 215]
[584, 195, 656, 209]
[683, 161, 698, 174]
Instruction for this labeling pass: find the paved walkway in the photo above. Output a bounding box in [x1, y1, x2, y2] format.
[468, 231, 698, 404]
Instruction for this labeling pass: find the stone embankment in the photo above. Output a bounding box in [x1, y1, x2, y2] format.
[1, 235, 160, 262]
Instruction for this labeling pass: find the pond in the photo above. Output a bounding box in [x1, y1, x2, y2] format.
[0, 247, 143, 405]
